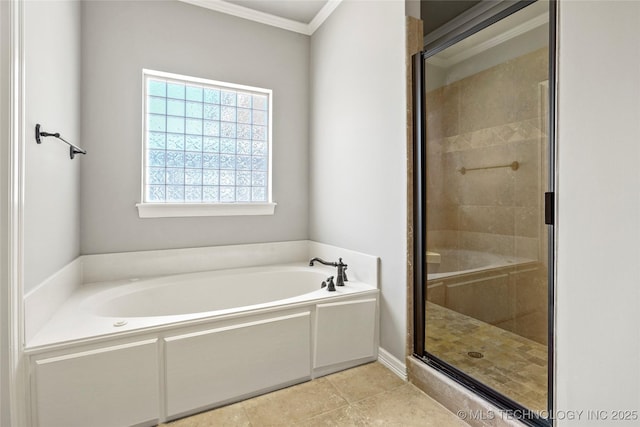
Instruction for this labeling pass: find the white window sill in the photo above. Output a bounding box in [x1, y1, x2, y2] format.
[136, 202, 277, 218]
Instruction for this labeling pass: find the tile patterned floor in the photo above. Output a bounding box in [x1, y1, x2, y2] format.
[161, 362, 469, 426]
[425, 301, 547, 411]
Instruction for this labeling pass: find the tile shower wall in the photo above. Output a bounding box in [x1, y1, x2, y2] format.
[426, 48, 549, 344]
[426, 47, 548, 257]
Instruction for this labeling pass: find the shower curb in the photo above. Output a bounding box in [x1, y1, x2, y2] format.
[407, 356, 526, 427]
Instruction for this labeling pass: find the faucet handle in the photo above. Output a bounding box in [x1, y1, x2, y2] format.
[323, 276, 336, 292]
[342, 266, 348, 282]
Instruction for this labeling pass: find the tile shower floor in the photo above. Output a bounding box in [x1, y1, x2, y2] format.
[426, 301, 547, 411]
[161, 362, 469, 426]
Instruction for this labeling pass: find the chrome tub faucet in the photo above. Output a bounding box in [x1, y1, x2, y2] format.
[309, 257, 348, 287]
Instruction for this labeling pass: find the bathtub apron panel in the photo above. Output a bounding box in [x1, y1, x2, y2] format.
[313, 298, 378, 369]
[25, 262, 380, 426]
[164, 311, 312, 418]
[32, 339, 159, 427]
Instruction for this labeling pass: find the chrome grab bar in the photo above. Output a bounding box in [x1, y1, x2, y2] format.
[458, 161, 519, 175]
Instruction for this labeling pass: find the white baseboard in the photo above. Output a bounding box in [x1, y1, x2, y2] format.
[377, 347, 407, 381]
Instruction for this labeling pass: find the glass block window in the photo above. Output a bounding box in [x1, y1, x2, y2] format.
[142, 69, 271, 204]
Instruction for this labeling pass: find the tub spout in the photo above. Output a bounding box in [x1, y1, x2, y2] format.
[309, 257, 331, 267]
[309, 257, 348, 287]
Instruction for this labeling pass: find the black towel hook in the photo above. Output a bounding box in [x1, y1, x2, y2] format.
[35, 124, 87, 159]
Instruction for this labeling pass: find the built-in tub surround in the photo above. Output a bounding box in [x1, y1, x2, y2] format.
[27, 263, 376, 347]
[426, 248, 546, 345]
[23, 241, 380, 427]
[426, 248, 533, 280]
[24, 240, 379, 342]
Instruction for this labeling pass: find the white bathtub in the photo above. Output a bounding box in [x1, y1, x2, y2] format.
[427, 248, 535, 281]
[28, 263, 374, 346]
[25, 262, 379, 427]
[89, 265, 340, 318]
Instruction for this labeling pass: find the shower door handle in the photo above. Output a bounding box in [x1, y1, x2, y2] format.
[545, 192, 555, 225]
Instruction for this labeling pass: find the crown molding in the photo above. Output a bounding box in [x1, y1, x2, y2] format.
[308, 0, 342, 34]
[178, 0, 342, 36]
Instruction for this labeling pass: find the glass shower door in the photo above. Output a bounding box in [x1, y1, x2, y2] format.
[421, 0, 552, 419]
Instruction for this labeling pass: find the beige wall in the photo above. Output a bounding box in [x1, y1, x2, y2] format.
[310, 0, 407, 361]
[80, 1, 310, 255]
[426, 47, 548, 263]
[0, 2, 10, 423]
[24, 0, 81, 293]
[556, 2, 640, 422]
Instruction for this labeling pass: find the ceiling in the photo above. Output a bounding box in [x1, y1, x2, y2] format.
[179, 0, 337, 35]
[226, 0, 329, 24]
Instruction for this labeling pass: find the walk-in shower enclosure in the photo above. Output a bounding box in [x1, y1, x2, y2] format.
[413, 1, 555, 425]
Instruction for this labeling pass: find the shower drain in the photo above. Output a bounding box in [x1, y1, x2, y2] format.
[467, 351, 484, 359]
